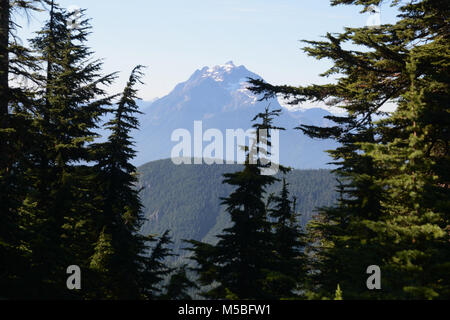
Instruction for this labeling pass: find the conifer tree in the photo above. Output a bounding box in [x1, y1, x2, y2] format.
[1, 1, 179, 300]
[17, 3, 116, 298]
[0, 0, 16, 297]
[266, 179, 307, 299]
[249, 0, 449, 299]
[362, 57, 449, 299]
[90, 66, 176, 299]
[187, 108, 286, 299]
[162, 264, 198, 300]
[89, 65, 147, 299]
[0, 0, 8, 116]
[140, 230, 175, 299]
[0, 0, 50, 299]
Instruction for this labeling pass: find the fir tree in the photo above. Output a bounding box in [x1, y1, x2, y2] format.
[140, 230, 175, 299]
[0, 0, 19, 295]
[362, 57, 449, 299]
[162, 265, 198, 300]
[266, 179, 307, 299]
[89, 65, 147, 299]
[0, 0, 8, 116]
[91, 66, 176, 299]
[17, 3, 116, 298]
[0, 0, 50, 299]
[249, 0, 449, 299]
[187, 108, 286, 299]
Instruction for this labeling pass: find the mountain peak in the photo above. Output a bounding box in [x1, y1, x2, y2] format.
[214, 60, 236, 70]
[201, 61, 240, 82]
[222, 60, 236, 68]
[134, 63, 336, 169]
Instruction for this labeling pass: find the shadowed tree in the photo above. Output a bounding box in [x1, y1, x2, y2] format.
[265, 178, 307, 299]
[0, 0, 51, 299]
[249, 0, 449, 299]
[187, 108, 289, 299]
[17, 3, 116, 298]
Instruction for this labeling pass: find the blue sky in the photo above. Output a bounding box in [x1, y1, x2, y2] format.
[14, 0, 400, 101]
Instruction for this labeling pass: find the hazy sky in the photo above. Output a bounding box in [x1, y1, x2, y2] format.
[14, 0, 400, 102]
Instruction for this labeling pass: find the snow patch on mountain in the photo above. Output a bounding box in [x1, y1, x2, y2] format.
[203, 61, 237, 82]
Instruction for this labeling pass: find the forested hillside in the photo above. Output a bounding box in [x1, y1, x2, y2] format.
[138, 159, 337, 257]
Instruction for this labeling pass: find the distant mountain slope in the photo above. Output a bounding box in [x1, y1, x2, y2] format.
[138, 159, 337, 257]
[133, 61, 337, 169]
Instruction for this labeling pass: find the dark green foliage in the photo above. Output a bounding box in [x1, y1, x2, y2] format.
[162, 264, 198, 300]
[249, 0, 449, 300]
[186, 109, 280, 299]
[0, 2, 177, 300]
[0, 0, 51, 299]
[266, 179, 307, 299]
[186, 108, 311, 300]
[141, 230, 175, 299]
[362, 59, 450, 299]
[17, 3, 116, 299]
[88, 65, 147, 299]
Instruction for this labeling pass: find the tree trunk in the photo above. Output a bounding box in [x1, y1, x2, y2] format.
[0, 0, 9, 117]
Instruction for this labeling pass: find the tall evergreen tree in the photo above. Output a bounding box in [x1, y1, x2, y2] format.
[249, 0, 449, 299]
[162, 264, 198, 300]
[187, 108, 286, 299]
[0, 0, 50, 299]
[266, 179, 307, 299]
[90, 66, 176, 300]
[140, 230, 175, 299]
[0, 0, 16, 298]
[362, 57, 449, 299]
[89, 65, 147, 299]
[17, 3, 116, 298]
[0, 0, 8, 116]
[1, 1, 178, 300]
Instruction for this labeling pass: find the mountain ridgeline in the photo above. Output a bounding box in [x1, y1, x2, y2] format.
[137, 159, 337, 257]
[131, 61, 337, 169]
